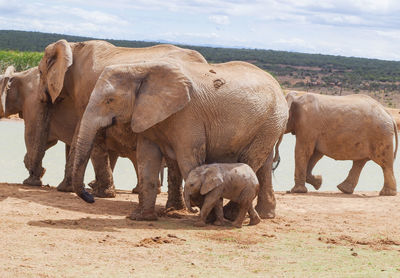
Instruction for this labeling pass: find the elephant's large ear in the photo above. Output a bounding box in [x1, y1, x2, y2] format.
[0, 66, 15, 116]
[200, 168, 224, 195]
[40, 39, 73, 103]
[130, 62, 192, 133]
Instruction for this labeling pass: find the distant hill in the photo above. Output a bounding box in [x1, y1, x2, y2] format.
[1, 30, 400, 107]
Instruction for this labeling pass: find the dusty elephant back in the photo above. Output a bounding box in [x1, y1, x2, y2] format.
[294, 93, 396, 160]
[161, 60, 288, 169]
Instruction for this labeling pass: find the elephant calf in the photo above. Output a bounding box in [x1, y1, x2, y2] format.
[286, 92, 398, 195]
[184, 163, 261, 228]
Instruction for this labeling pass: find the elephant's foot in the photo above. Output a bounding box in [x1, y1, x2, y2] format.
[131, 184, 161, 194]
[131, 185, 140, 194]
[23, 175, 42, 187]
[194, 220, 207, 227]
[307, 175, 322, 190]
[165, 194, 185, 211]
[223, 201, 240, 221]
[88, 180, 116, 198]
[290, 185, 308, 193]
[165, 199, 185, 210]
[249, 216, 261, 226]
[379, 187, 397, 196]
[213, 219, 224, 226]
[255, 203, 275, 219]
[57, 180, 73, 192]
[129, 209, 158, 221]
[92, 187, 116, 198]
[337, 182, 355, 194]
[231, 220, 243, 228]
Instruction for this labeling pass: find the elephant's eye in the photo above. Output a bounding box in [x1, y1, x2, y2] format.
[106, 98, 114, 104]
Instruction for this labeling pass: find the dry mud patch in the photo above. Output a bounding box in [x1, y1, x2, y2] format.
[0, 183, 399, 277]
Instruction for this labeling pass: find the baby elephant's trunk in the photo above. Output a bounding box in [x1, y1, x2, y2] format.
[184, 187, 198, 213]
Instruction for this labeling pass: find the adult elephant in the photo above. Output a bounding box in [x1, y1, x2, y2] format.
[71, 59, 288, 220]
[29, 39, 208, 207]
[0, 66, 78, 185]
[0, 65, 165, 196]
[285, 92, 398, 195]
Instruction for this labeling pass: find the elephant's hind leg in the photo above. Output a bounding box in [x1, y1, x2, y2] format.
[255, 152, 276, 219]
[376, 156, 397, 196]
[248, 204, 261, 226]
[337, 159, 367, 194]
[306, 150, 323, 190]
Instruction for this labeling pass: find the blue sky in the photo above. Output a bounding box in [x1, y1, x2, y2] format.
[0, 0, 399, 60]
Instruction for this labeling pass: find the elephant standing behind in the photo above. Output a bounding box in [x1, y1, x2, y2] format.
[286, 92, 398, 195]
[28, 39, 207, 208]
[70, 59, 288, 221]
[0, 66, 78, 184]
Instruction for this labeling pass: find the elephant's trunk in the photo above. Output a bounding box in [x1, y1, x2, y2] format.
[184, 186, 198, 213]
[72, 111, 105, 203]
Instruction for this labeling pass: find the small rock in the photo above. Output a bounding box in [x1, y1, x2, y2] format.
[351, 252, 358, 257]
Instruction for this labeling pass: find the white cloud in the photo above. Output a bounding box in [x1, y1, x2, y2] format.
[208, 15, 230, 25]
[0, 1, 400, 60]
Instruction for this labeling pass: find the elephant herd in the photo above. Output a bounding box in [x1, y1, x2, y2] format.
[0, 39, 397, 227]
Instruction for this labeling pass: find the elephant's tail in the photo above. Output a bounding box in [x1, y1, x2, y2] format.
[272, 134, 283, 171]
[393, 119, 398, 160]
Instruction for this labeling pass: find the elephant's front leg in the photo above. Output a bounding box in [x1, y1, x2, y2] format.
[337, 159, 368, 194]
[306, 150, 323, 190]
[165, 157, 184, 210]
[131, 152, 162, 195]
[57, 144, 73, 191]
[213, 198, 225, 226]
[23, 103, 52, 187]
[129, 136, 162, 221]
[88, 139, 116, 198]
[255, 152, 276, 219]
[291, 140, 315, 193]
[23, 139, 57, 186]
[194, 195, 219, 227]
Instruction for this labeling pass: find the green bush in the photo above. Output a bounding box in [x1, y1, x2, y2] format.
[0, 50, 43, 73]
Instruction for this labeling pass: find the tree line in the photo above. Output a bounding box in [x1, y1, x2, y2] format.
[1, 30, 400, 94]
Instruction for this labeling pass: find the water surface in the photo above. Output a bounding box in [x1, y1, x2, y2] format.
[0, 120, 397, 192]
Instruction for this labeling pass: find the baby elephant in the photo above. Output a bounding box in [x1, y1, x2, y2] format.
[184, 163, 261, 228]
[286, 92, 398, 195]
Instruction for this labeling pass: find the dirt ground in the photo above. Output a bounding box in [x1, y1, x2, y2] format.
[0, 183, 399, 277]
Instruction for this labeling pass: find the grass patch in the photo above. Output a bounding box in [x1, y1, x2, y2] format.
[0, 50, 43, 73]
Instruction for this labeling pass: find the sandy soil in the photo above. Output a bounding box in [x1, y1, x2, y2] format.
[0, 183, 399, 277]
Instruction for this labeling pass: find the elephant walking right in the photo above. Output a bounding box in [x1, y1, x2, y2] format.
[285, 92, 398, 195]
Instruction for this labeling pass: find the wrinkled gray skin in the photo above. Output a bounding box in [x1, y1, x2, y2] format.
[71, 58, 288, 221]
[286, 92, 398, 195]
[184, 163, 261, 228]
[31, 39, 206, 207]
[0, 66, 78, 185]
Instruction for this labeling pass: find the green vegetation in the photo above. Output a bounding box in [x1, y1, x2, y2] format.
[1, 29, 400, 94]
[0, 50, 42, 72]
